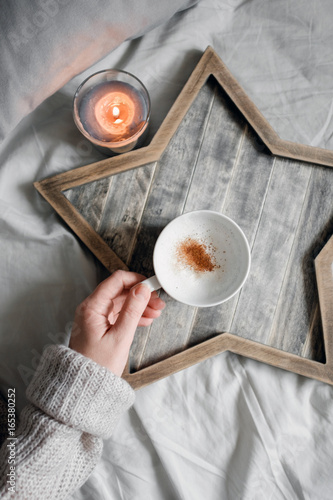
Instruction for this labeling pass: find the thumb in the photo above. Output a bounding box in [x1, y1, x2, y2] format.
[113, 283, 151, 339]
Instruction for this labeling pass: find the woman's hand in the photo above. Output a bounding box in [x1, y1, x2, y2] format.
[69, 270, 165, 376]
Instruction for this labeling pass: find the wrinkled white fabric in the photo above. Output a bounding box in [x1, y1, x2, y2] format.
[1, 1, 333, 499]
[0, 0, 198, 141]
[71, 353, 333, 500]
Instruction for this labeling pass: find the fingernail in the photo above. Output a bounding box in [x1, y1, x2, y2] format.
[133, 283, 151, 299]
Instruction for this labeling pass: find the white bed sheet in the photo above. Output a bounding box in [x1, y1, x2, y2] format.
[1, 1, 333, 499]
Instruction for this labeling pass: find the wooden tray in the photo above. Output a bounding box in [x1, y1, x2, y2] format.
[35, 47, 333, 389]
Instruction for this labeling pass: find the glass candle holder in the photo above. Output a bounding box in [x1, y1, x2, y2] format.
[73, 69, 151, 155]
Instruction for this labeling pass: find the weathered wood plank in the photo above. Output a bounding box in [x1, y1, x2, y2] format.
[268, 164, 333, 359]
[183, 79, 246, 213]
[65, 164, 159, 371]
[63, 176, 113, 232]
[137, 298, 195, 370]
[96, 162, 157, 265]
[190, 125, 275, 345]
[88, 163, 158, 369]
[130, 81, 216, 275]
[137, 80, 245, 369]
[231, 157, 311, 343]
[131, 81, 217, 370]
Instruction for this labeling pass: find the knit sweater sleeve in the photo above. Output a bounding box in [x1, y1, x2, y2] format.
[0, 345, 135, 499]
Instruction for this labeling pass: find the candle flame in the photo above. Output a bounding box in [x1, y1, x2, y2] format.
[112, 106, 120, 119]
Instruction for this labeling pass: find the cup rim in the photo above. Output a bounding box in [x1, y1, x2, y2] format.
[153, 210, 251, 307]
[72, 68, 151, 148]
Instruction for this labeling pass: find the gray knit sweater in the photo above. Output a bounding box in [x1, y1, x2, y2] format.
[0, 345, 135, 499]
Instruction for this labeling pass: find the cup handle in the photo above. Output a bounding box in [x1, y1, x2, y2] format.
[140, 275, 161, 292]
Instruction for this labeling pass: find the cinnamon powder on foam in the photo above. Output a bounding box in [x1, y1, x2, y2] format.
[175, 237, 220, 273]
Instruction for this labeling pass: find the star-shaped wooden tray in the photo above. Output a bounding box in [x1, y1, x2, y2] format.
[35, 47, 333, 389]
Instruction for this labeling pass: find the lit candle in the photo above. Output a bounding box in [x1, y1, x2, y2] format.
[73, 70, 150, 155]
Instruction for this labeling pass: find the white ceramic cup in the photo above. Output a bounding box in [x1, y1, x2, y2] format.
[141, 210, 251, 307]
